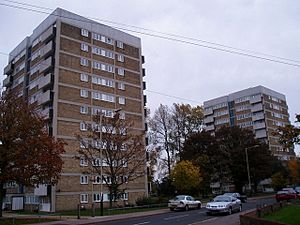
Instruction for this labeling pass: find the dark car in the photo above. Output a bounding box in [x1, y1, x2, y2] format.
[275, 190, 297, 202]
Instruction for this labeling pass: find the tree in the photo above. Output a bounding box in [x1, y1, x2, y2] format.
[287, 159, 300, 185]
[170, 160, 202, 195]
[271, 172, 287, 191]
[0, 92, 65, 217]
[276, 114, 300, 148]
[77, 112, 145, 208]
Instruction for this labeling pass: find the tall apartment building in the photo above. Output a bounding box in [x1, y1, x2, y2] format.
[2, 8, 147, 212]
[203, 85, 294, 160]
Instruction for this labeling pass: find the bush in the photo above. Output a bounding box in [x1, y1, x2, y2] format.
[135, 196, 167, 206]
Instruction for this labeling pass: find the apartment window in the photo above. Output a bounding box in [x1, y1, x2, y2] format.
[80, 175, 88, 184]
[92, 92, 101, 100]
[120, 176, 128, 183]
[80, 194, 88, 203]
[117, 68, 124, 76]
[80, 157, 88, 166]
[119, 112, 125, 120]
[81, 43, 89, 52]
[80, 58, 89, 66]
[80, 89, 88, 98]
[117, 54, 124, 62]
[119, 97, 125, 105]
[118, 82, 125, 90]
[92, 61, 102, 70]
[80, 73, 88, 82]
[102, 94, 115, 102]
[116, 41, 124, 49]
[80, 106, 88, 114]
[92, 176, 102, 184]
[93, 193, 102, 202]
[80, 122, 88, 131]
[92, 158, 101, 167]
[120, 193, 128, 200]
[81, 29, 89, 37]
[105, 51, 114, 59]
[105, 65, 114, 73]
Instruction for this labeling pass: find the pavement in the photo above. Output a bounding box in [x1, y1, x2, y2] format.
[2, 195, 272, 225]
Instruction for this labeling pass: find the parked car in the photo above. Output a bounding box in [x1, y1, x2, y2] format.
[295, 186, 300, 194]
[168, 195, 201, 211]
[206, 195, 242, 215]
[223, 192, 247, 203]
[275, 190, 298, 202]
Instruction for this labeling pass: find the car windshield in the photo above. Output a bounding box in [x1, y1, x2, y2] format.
[213, 196, 231, 202]
[223, 193, 234, 196]
[277, 191, 288, 194]
[174, 196, 186, 201]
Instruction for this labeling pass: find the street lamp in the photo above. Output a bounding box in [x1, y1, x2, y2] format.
[245, 145, 259, 194]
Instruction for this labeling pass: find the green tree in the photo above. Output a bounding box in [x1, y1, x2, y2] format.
[271, 172, 287, 191]
[0, 92, 65, 217]
[170, 160, 202, 195]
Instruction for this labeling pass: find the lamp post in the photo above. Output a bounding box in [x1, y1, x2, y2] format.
[245, 145, 259, 195]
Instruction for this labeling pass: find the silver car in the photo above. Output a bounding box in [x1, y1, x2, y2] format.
[206, 195, 242, 215]
[168, 195, 202, 211]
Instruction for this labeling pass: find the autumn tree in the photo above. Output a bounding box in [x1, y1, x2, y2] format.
[77, 112, 145, 208]
[170, 160, 202, 195]
[287, 159, 300, 185]
[0, 92, 65, 217]
[271, 172, 287, 191]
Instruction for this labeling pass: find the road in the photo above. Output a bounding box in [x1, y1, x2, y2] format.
[94, 197, 275, 225]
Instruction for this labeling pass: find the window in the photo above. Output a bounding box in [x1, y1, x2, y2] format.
[80, 106, 88, 114]
[117, 68, 124, 76]
[80, 73, 88, 82]
[92, 61, 102, 70]
[92, 92, 101, 100]
[102, 94, 115, 102]
[119, 97, 125, 105]
[80, 122, 88, 131]
[80, 157, 88, 166]
[120, 193, 128, 200]
[81, 43, 89, 52]
[80, 194, 88, 203]
[92, 158, 101, 167]
[117, 54, 124, 62]
[80, 58, 89, 66]
[116, 41, 124, 49]
[92, 176, 102, 184]
[118, 82, 125, 90]
[119, 112, 125, 120]
[80, 175, 88, 184]
[80, 89, 88, 98]
[92, 33, 113, 45]
[80, 139, 88, 149]
[81, 29, 89, 37]
[93, 193, 102, 202]
[105, 65, 114, 73]
[120, 176, 128, 183]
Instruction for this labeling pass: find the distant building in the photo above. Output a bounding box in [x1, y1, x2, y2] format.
[3, 8, 147, 212]
[203, 85, 294, 159]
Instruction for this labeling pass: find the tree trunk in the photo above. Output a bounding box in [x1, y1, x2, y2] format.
[0, 183, 4, 217]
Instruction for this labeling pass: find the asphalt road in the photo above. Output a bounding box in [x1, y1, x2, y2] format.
[94, 197, 276, 225]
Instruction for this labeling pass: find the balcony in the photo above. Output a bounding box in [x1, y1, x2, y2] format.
[250, 95, 262, 104]
[255, 129, 267, 138]
[205, 124, 215, 131]
[4, 63, 14, 75]
[39, 57, 52, 73]
[251, 103, 263, 112]
[41, 41, 53, 58]
[38, 90, 51, 105]
[253, 122, 266, 130]
[252, 113, 265, 121]
[41, 26, 54, 43]
[204, 108, 213, 116]
[3, 76, 12, 87]
[142, 55, 145, 64]
[38, 73, 52, 89]
[143, 81, 146, 90]
[142, 68, 146, 77]
[204, 116, 214, 124]
[143, 95, 147, 105]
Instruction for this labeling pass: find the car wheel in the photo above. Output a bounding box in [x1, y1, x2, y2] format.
[170, 208, 174, 211]
[197, 203, 201, 209]
[239, 205, 242, 212]
[185, 205, 189, 211]
[228, 207, 232, 215]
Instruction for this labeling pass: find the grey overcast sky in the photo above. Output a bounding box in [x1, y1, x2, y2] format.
[0, 0, 299, 152]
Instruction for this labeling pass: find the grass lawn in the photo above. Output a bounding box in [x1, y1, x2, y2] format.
[264, 205, 300, 225]
[0, 218, 57, 225]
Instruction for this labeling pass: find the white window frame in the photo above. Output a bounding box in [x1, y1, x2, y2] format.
[116, 41, 124, 49]
[80, 106, 88, 114]
[93, 193, 102, 202]
[81, 43, 89, 52]
[80, 58, 89, 67]
[80, 194, 88, 203]
[119, 97, 125, 105]
[81, 29, 89, 37]
[80, 73, 88, 82]
[80, 89, 88, 98]
[80, 122, 88, 131]
[118, 82, 125, 90]
[117, 68, 124, 76]
[80, 157, 88, 167]
[117, 54, 124, 62]
[80, 175, 88, 184]
[92, 176, 102, 184]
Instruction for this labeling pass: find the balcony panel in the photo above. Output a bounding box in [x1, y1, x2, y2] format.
[251, 103, 263, 112]
[38, 73, 52, 89]
[4, 63, 14, 75]
[204, 108, 213, 116]
[41, 26, 54, 43]
[41, 41, 53, 57]
[255, 129, 267, 138]
[252, 113, 265, 121]
[38, 90, 51, 104]
[39, 57, 52, 73]
[204, 116, 214, 124]
[3, 76, 12, 87]
[205, 124, 215, 131]
[253, 122, 266, 130]
[250, 95, 262, 104]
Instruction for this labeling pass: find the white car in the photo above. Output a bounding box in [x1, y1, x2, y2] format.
[168, 195, 202, 211]
[206, 195, 242, 215]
